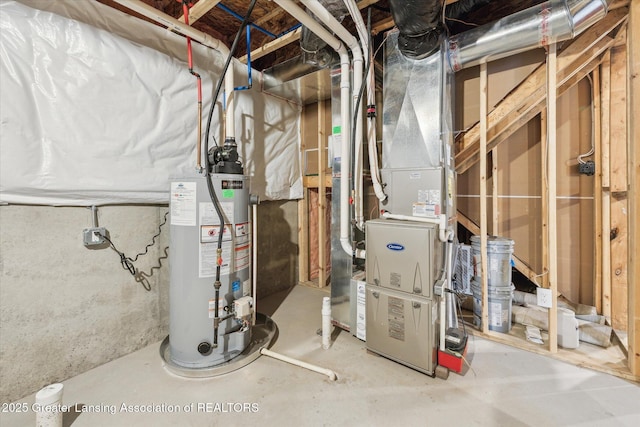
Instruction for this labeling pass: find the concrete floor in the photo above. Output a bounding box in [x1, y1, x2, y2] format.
[2, 285, 639, 427]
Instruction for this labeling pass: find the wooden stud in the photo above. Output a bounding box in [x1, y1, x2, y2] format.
[540, 109, 549, 289]
[547, 42, 558, 353]
[628, 0, 640, 376]
[240, 27, 301, 63]
[317, 98, 327, 288]
[178, 0, 222, 24]
[479, 62, 489, 334]
[491, 149, 499, 235]
[593, 67, 603, 314]
[455, 9, 628, 174]
[609, 45, 629, 330]
[298, 105, 309, 284]
[601, 50, 613, 320]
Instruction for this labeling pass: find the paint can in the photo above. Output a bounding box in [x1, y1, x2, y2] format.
[470, 235, 514, 287]
[471, 278, 513, 333]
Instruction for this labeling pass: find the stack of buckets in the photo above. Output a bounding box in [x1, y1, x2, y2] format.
[470, 235, 514, 333]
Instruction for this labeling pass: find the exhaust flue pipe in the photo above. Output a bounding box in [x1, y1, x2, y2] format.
[448, 0, 609, 71]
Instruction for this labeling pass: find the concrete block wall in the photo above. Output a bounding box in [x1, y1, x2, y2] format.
[0, 200, 298, 402]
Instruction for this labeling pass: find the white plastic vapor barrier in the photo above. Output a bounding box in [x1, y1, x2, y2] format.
[0, 1, 302, 206]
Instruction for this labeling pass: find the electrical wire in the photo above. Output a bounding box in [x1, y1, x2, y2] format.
[577, 74, 595, 164]
[98, 210, 169, 291]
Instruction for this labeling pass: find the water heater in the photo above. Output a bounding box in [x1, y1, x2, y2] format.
[169, 172, 252, 368]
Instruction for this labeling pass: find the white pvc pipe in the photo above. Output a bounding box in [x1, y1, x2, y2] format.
[261, 348, 337, 381]
[381, 211, 449, 242]
[225, 68, 235, 141]
[113, 0, 230, 56]
[35, 383, 64, 427]
[322, 296, 331, 349]
[440, 231, 454, 351]
[300, 0, 365, 231]
[343, 0, 387, 204]
[252, 203, 258, 325]
[114, 0, 235, 143]
[274, 0, 358, 258]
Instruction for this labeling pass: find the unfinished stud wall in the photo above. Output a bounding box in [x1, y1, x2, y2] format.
[456, 52, 596, 305]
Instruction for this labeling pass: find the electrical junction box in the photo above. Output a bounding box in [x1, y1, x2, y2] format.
[233, 296, 253, 318]
[578, 161, 595, 176]
[83, 227, 107, 247]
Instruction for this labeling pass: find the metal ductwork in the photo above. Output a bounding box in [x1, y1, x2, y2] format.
[447, 0, 610, 71]
[300, 0, 347, 66]
[388, 0, 445, 60]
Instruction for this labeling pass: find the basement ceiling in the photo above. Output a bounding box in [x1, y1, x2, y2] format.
[98, 0, 548, 71]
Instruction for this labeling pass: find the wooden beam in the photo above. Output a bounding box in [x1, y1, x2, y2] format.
[372, 16, 395, 36]
[540, 109, 549, 289]
[298, 104, 309, 284]
[303, 175, 332, 189]
[317, 98, 327, 288]
[600, 51, 613, 320]
[547, 42, 558, 353]
[491, 149, 499, 235]
[609, 45, 629, 331]
[240, 27, 301, 63]
[479, 62, 489, 334]
[178, 0, 222, 24]
[455, 9, 628, 174]
[628, 0, 640, 376]
[593, 67, 603, 314]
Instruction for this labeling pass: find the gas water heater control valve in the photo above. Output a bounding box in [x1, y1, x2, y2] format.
[233, 296, 253, 319]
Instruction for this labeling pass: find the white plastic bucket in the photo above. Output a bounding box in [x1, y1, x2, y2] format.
[470, 235, 514, 287]
[471, 278, 513, 333]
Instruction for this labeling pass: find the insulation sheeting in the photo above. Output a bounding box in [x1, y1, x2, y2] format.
[0, 0, 302, 206]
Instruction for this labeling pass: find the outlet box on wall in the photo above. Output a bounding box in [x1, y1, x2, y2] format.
[537, 288, 553, 308]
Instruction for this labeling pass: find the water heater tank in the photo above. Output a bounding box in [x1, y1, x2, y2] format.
[169, 172, 252, 368]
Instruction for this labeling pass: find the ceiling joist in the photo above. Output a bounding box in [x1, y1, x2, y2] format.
[178, 0, 222, 24]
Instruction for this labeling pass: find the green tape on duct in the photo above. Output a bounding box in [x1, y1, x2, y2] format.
[222, 189, 234, 198]
[332, 126, 341, 135]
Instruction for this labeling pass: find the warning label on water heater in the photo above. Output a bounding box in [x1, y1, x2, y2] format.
[170, 182, 197, 226]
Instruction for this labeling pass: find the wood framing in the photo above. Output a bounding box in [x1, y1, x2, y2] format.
[298, 104, 309, 284]
[593, 67, 603, 314]
[240, 27, 301, 63]
[317, 98, 328, 288]
[178, 0, 222, 24]
[609, 45, 629, 330]
[479, 62, 489, 334]
[547, 42, 558, 353]
[628, 0, 640, 376]
[455, 9, 628, 174]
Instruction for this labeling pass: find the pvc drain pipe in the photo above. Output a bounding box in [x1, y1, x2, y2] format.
[322, 296, 331, 350]
[35, 383, 64, 427]
[260, 348, 337, 381]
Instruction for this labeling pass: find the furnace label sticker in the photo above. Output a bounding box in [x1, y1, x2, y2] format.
[170, 182, 197, 226]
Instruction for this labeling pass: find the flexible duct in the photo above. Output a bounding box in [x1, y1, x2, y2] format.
[388, 0, 445, 59]
[447, 0, 609, 71]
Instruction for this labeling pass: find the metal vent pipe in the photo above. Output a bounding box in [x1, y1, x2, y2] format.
[447, 0, 609, 71]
